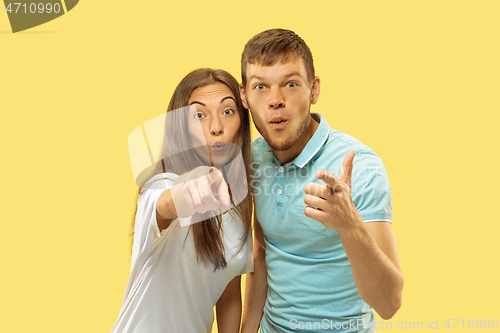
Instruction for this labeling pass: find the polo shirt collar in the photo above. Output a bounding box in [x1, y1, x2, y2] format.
[256, 113, 330, 168]
[257, 137, 271, 153]
[291, 113, 330, 168]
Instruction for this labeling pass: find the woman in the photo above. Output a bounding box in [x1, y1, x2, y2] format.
[111, 69, 253, 333]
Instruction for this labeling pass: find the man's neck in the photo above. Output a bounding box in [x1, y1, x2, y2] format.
[273, 114, 320, 165]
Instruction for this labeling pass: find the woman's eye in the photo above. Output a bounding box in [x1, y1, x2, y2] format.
[223, 109, 235, 116]
[193, 113, 205, 119]
[286, 82, 297, 88]
[255, 84, 265, 91]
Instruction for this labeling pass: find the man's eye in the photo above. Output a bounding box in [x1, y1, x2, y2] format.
[255, 84, 265, 91]
[224, 109, 235, 116]
[287, 82, 297, 88]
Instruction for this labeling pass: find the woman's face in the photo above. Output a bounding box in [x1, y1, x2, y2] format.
[187, 83, 241, 168]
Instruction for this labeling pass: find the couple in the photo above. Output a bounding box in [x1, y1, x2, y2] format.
[111, 29, 403, 333]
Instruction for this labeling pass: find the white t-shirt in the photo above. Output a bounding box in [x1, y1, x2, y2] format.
[111, 173, 253, 333]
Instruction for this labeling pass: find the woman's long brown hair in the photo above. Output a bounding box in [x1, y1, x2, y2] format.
[131, 68, 252, 271]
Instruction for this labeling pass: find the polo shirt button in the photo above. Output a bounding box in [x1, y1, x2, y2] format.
[279, 167, 284, 173]
[277, 189, 282, 194]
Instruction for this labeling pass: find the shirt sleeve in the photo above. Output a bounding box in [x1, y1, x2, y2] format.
[132, 173, 177, 261]
[351, 150, 393, 223]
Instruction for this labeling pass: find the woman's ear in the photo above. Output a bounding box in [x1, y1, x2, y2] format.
[239, 83, 249, 109]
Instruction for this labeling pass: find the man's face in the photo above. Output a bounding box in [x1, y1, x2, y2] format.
[240, 57, 320, 153]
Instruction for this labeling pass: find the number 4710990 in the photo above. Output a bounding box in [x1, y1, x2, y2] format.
[5, 3, 62, 14]
[444, 319, 498, 329]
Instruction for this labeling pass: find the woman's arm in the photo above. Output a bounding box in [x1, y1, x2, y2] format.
[155, 189, 177, 231]
[155, 167, 231, 231]
[216, 275, 242, 333]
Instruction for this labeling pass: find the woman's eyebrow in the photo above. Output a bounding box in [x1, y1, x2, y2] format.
[220, 96, 236, 104]
[190, 101, 205, 106]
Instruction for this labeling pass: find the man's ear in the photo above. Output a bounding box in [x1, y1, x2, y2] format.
[310, 76, 321, 105]
[239, 83, 249, 109]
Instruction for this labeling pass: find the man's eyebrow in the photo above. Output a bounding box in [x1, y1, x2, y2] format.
[249, 75, 264, 81]
[249, 72, 302, 81]
[283, 72, 302, 79]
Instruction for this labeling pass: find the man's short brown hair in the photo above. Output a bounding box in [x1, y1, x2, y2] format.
[241, 28, 315, 88]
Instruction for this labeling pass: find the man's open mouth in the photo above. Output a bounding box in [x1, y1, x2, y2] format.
[270, 118, 288, 127]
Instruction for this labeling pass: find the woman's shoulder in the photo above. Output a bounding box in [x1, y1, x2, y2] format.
[222, 210, 249, 240]
[142, 172, 180, 191]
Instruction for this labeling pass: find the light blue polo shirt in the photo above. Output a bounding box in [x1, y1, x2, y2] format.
[251, 113, 392, 332]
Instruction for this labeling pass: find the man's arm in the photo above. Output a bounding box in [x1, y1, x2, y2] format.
[216, 275, 242, 333]
[304, 151, 403, 319]
[337, 221, 403, 319]
[241, 213, 268, 333]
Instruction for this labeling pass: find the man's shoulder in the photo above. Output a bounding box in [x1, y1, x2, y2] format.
[312, 112, 374, 155]
[326, 129, 371, 153]
[320, 129, 385, 167]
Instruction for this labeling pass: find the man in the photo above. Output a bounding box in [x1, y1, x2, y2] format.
[239, 29, 403, 332]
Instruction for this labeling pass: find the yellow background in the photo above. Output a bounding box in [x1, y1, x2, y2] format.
[1, 1, 499, 332]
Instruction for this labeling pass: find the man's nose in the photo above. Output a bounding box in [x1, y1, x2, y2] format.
[268, 88, 285, 109]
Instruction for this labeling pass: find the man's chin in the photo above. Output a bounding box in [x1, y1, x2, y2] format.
[267, 139, 294, 152]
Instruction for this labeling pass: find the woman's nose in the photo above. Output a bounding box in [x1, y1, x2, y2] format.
[210, 117, 224, 136]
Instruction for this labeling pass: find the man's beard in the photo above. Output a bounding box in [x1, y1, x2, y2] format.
[261, 110, 311, 152]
